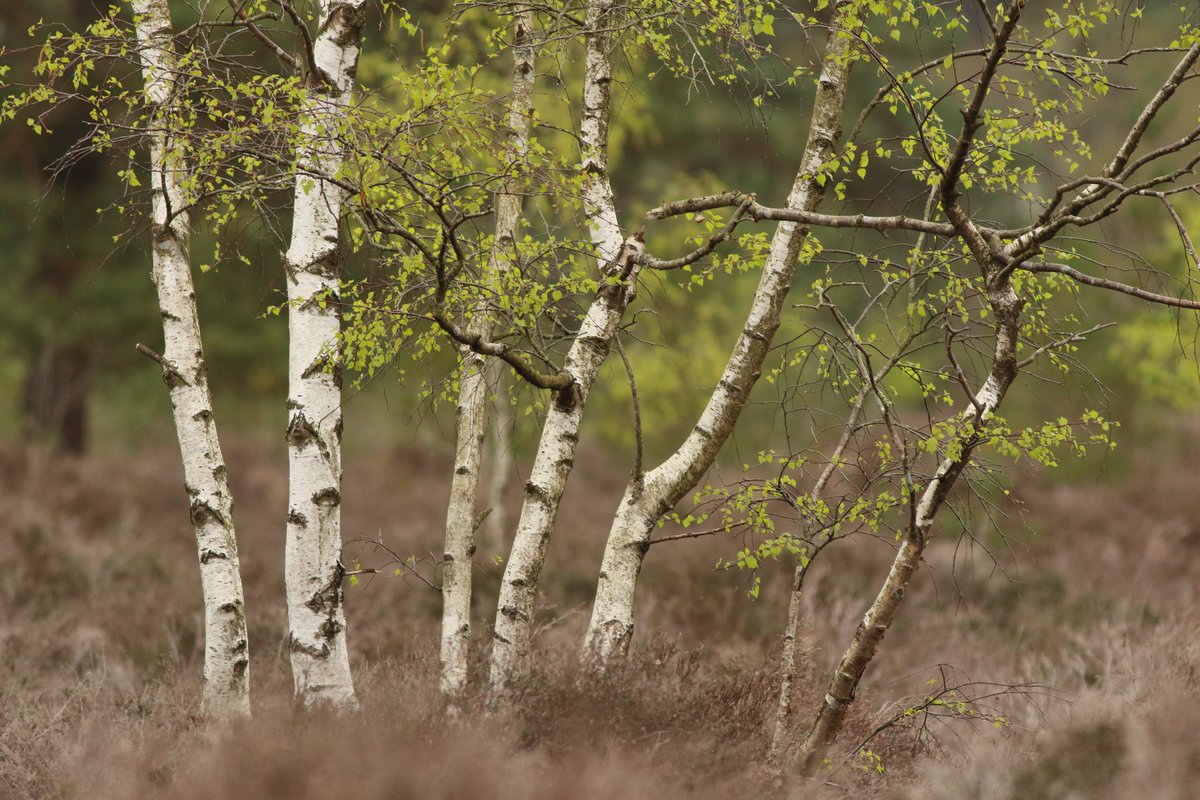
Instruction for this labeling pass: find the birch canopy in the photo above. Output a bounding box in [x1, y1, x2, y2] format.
[5, 0, 1200, 781]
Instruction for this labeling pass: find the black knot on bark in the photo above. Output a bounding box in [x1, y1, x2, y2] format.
[312, 487, 342, 507]
[286, 412, 318, 448]
[554, 381, 581, 412]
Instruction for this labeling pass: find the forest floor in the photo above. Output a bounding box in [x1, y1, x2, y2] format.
[2, 419, 1199, 799]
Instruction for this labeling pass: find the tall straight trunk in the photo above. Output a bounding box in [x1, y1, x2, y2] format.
[439, 12, 536, 705]
[284, 0, 367, 709]
[582, 3, 858, 665]
[487, 0, 630, 698]
[132, 0, 249, 718]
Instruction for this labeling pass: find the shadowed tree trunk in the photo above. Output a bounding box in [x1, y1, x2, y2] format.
[482, 361, 514, 555]
[22, 341, 91, 454]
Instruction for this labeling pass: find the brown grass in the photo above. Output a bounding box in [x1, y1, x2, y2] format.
[2, 421, 1200, 798]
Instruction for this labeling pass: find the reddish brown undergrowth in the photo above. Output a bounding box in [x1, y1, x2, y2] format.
[2, 422, 1200, 798]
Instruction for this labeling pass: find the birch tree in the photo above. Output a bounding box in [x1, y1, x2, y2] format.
[582, 0, 859, 666]
[589, 0, 1200, 772]
[13, 0, 1200, 758]
[486, 0, 638, 698]
[284, 0, 369, 709]
[131, 0, 250, 719]
[792, 5, 1200, 771]
[440, 9, 536, 704]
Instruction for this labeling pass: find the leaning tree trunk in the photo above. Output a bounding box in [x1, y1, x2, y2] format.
[132, 0, 250, 718]
[283, 0, 367, 709]
[487, 0, 631, 699]
[582, 2, 858, 666]
[440, 11, 536, 705]
[793, 279, 1020, 772]
[794, 0, 1027, 754]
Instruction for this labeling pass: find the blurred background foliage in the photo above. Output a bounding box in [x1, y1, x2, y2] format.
[0, 0, 1195, 473]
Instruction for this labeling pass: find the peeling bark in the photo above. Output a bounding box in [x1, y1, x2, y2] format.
[284, 0, 367, 709]
[582, 3, 858, 666]
[132, 0, 249, 718]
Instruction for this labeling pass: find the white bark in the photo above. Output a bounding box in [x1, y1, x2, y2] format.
[487, 0, 632, 698]
[582, 5, 857, 665]
[284, 0, 367, 709]
[132, 0, 250, 718]
[439, 12, 537, 704]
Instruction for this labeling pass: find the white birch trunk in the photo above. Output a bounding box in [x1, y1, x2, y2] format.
[582, 6, 857, 665]
[487, 0, 631, 698]
[439, 12, 537, 704]
[791, 3, 1031, 764]
[284, 0, 367, 709]
[132, 0, 250, 718]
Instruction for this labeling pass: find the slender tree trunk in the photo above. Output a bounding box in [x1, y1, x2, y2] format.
[482, 360, 514, 555]
[487, 0, 631, 698]
[582, 3, 858, 665]
[22, 341, 90, 454]
[284, 0, 366, 709]
[770, 380, 880, 758]
[439, 12, 536, 704]
[767, 565, 807, 764]
[132, 0, 249, 718]
[793, 1, 1030, 765]
[488, 237, 641, 697]
[793, 281, 1023, 772]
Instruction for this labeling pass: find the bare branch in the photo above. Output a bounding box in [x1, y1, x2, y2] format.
[1021, 262, 1200, 310]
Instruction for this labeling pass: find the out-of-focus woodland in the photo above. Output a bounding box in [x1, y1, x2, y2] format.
[2, 1, 1200, 797]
